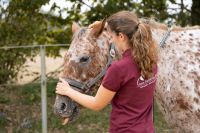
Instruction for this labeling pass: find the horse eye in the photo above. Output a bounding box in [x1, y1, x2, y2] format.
[79, 56, 90, 63]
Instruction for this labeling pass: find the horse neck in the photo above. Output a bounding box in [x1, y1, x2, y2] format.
[151, 25, 200, 47]
[149, 21, 200, 47]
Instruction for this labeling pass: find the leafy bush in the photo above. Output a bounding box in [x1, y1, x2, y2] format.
[0, 0, 71, 84]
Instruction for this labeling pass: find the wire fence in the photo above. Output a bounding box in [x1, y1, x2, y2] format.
[0, 44, 69, 133]
[0, 44, 69, 86]
[0, 44, 69, 49]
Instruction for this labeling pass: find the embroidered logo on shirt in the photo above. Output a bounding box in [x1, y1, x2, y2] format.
[137, 74, 157, 88]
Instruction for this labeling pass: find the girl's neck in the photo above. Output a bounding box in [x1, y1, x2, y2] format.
[120, 42, 130, 53]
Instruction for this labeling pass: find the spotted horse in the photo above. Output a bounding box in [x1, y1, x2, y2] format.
[54, 20, 200, 133]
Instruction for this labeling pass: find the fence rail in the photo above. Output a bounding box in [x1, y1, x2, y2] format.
[0, 44, 69, 49]
[0, 80, 57, 87]
[0, 44, 69, 133]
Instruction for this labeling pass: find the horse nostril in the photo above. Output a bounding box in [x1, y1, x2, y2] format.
[61, 103, 66, 110]
[79, 56, 90, 63]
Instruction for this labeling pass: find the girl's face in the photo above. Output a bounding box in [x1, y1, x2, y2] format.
[106, 25, 122, 51]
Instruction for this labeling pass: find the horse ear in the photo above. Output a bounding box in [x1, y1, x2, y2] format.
[72, 22, 80, 33]
[90, 19, 106, 38]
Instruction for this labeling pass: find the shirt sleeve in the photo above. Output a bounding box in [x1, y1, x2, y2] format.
[102, 63, 121, 92]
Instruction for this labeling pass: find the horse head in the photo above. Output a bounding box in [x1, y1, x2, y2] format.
[53, 21, 115, 124]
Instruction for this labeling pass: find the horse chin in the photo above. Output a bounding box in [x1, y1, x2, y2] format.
[61, 105, 79, 125]
[56, 103, 80, 124]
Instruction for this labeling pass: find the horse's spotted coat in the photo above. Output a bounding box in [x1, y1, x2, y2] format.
[62, 27, 111, 86]
[56, 21, 200, 132]
[151, 22, 200, 132]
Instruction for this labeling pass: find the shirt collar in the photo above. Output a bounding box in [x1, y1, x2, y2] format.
[122, 48, 132, 58]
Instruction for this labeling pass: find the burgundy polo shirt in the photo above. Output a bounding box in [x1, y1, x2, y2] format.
[102, 49, 157, 133]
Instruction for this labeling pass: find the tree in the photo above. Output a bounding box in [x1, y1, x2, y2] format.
[0, 0, 70, 84]
[168, 0, 200, 26]
[191, 0, 200, 25]
[65, 0, 168, 25]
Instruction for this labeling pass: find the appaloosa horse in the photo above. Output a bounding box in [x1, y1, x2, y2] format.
[54, 20, 200, 132]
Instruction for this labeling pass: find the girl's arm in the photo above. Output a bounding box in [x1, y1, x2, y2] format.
[56, 78, 116, 111]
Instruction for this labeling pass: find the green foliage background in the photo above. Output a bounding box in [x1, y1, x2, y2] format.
[0, 0, 199, 83]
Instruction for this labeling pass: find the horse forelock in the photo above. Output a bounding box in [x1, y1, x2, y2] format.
[72, 28, 88, 42]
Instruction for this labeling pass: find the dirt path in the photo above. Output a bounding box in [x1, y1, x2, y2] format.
[16, 49, 67, 84]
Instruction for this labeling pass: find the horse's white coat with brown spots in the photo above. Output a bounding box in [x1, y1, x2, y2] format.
[61, 21, 200, 132]
[63, 28, 110, 83]
[151, 23, 200, 132]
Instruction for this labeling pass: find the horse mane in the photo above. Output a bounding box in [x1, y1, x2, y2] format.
[140, 18, 200, 31]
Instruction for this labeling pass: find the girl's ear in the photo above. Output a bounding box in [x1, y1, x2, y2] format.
[118, 32, 126, 40]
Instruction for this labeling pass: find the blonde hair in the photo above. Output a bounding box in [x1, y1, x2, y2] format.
[107, 11, 158, 79]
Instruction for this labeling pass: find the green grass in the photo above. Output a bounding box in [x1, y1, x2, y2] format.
[0, 79, 172, 133]
[154, 101, 171, 132]
[0, 114, 7, 132]
[47, 107, 110, 133]
[0, 94, 10, 104]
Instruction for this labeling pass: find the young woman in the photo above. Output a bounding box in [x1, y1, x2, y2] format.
[56, 11, 158, 133]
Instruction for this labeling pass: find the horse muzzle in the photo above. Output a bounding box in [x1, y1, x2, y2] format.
[54, 94, 80, 125]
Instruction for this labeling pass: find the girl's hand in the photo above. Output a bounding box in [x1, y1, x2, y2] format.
[56, 78, 72, 96]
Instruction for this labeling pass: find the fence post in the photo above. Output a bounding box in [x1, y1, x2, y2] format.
[40, 45, 47, 133]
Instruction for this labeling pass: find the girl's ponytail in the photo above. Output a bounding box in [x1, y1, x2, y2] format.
[107, 11, 158, 79]
[130, 22, 158, 79]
